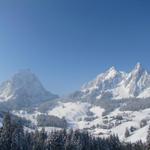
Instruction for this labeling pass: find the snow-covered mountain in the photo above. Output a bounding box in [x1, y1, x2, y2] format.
[0, 69, 58, 104]
[80, 63, 150, 100]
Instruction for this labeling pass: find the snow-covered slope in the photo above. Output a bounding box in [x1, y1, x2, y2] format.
[12, 101, 150, 143]
[0, 69, 58, 104]
[80, 63, 150, 100]
[49, 104, 150, 142]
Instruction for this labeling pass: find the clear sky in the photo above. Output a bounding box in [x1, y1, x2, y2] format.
[0, 0, 150, 95]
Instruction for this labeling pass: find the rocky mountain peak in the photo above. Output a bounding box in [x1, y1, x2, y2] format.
[0, 69, 58, 104]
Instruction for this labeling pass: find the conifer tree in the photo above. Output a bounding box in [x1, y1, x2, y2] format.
[11, 125, 25, 150]
[0, 112, 12, 150]
[125, 128, 130, 138]
[147, 126, 150, 150]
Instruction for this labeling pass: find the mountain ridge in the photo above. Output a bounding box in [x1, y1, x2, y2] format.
[77, 63, 150, 100]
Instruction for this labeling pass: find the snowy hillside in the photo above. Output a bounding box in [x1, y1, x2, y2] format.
[79, 63, 150, 100]
[12, 101, 150, 143]
[47, 102, 150, 142]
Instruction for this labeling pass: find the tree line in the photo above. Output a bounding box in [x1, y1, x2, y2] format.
[0, 113, 150, 150]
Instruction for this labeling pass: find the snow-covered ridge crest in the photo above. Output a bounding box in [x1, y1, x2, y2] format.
[81, 63, 150, 100]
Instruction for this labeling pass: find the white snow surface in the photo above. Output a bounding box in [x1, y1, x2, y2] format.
[48, 102, 97, 129]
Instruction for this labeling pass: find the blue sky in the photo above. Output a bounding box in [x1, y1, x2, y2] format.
[0, 0, 150, 95]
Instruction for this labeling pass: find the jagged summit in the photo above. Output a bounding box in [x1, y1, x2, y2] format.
[135, 62, 142, 69]
[131, 62, 144, 75]
[104, 66, 118, 79]
[0, 69, 58, 104]
[80, 63, 150, 100]
[107, 66, 117, 72]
